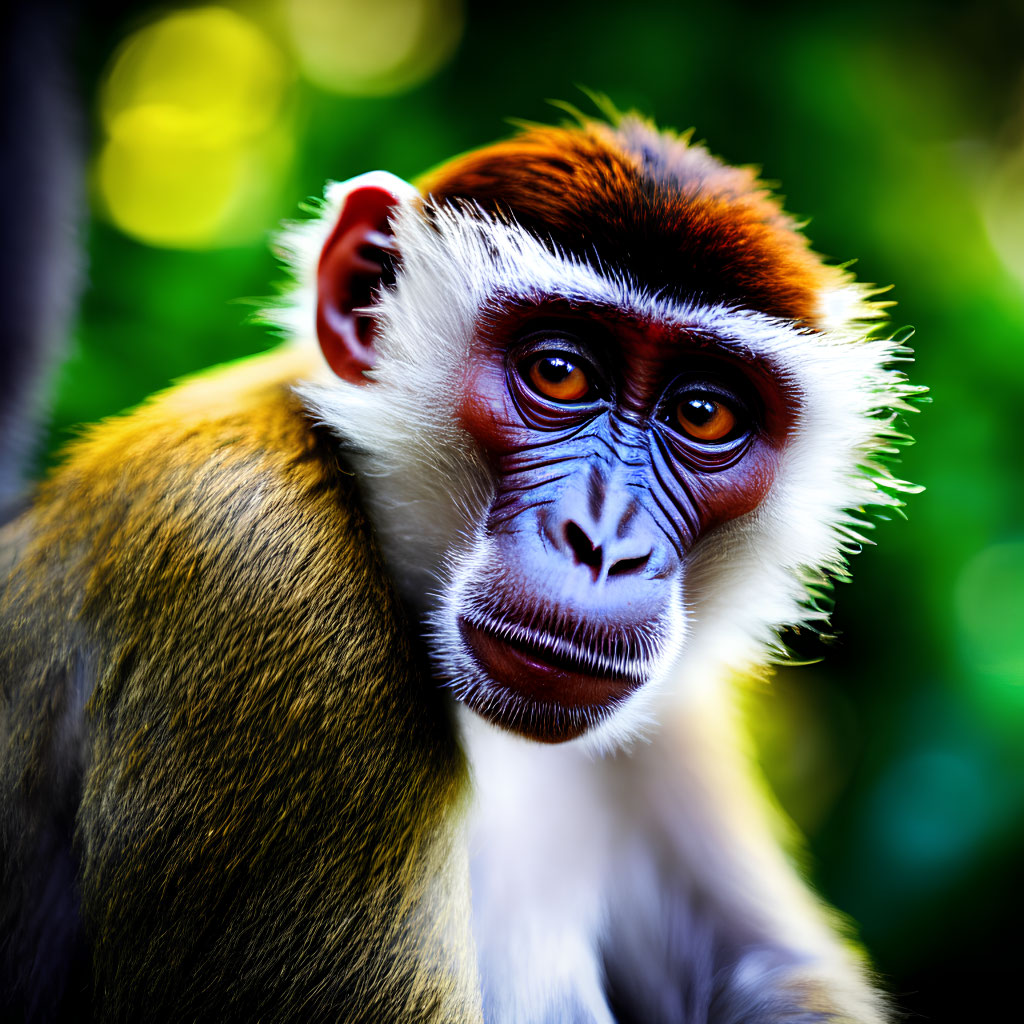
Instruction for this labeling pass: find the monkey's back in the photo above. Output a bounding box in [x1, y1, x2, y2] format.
[0, 346, 480, 1023]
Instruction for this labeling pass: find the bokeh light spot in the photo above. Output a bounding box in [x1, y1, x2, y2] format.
[285, 0, 463, 96]
[868, 746, 995, 885]
[96, 6, 290, 248]
[955, 540, 1024, 687]
[983, 144, 1024, 286]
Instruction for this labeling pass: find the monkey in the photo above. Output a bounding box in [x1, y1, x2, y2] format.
[0, 111, 919, 1023]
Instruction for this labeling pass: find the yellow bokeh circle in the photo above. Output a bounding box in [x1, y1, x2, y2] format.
[96, 6, 289, 248]
[285, 0, 463, 97]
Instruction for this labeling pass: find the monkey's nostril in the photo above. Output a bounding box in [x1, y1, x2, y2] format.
[608, 552, 651, 577]
[565, 520, 603, 570]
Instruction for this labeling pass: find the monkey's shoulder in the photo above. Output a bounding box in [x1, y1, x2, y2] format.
[17, 347, 369, 591]
[44, 345, 350, 517]
[1, 346, 410, 706]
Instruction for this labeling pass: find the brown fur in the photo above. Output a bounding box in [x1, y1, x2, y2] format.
[0, 348, 481, 1023]
[417, 117, 844, 326]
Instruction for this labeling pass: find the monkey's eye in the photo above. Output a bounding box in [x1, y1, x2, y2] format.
[523, 353, 593, 403]
[671, 393, 741, 443]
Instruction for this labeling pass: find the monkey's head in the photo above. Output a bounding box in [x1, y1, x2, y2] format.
[283, 115, 918, 750]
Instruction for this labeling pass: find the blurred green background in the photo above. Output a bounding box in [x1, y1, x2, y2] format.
[43, 0, 1024, 1018]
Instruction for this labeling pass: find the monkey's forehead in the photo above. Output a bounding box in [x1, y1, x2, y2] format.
[415, 117, 845, 328]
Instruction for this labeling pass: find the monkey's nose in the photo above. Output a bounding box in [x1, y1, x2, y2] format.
[564, 519, 652, 582]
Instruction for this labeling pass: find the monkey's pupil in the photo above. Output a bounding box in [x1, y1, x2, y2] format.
[539, 358, 573, 382]
[684, 398, 716, 425]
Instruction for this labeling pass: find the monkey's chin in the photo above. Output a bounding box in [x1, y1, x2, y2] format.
[453, 616, 644, 744]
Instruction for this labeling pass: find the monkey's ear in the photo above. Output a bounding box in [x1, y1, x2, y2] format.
[316, 172, 419, 383]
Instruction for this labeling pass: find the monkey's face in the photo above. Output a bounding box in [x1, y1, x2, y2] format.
[299, 126, 916, 750]
[441, 301, 791, 743]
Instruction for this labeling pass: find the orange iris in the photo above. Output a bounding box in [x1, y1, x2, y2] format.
[675, 397, 736, 442]
[527, 355, 590, 402]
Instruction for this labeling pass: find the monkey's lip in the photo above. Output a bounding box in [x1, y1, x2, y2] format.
[457, 614, 646, 708]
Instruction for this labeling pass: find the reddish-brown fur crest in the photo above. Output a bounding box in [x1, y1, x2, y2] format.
[416, 118, 843, 326]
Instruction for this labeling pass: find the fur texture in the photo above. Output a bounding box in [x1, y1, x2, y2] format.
[415, 118, 843, 326]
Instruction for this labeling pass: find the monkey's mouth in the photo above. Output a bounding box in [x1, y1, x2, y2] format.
[457, 612, 648, 711]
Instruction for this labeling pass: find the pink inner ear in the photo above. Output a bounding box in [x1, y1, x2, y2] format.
[316, 186, 401, 384]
